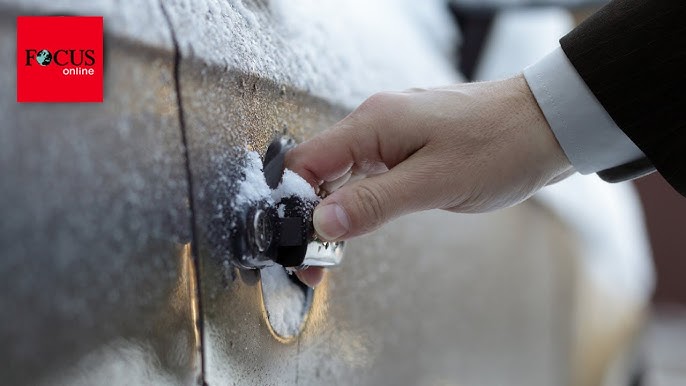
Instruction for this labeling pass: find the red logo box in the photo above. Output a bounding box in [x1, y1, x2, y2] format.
[17, 16, 103, 103]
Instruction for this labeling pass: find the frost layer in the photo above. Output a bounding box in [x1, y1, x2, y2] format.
[260, 265, 308, 338]
[234, 151, 272, 206]
[271, 169, 319, 202]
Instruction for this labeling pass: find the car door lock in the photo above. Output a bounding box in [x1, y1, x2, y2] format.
[232, 137, 344, 270]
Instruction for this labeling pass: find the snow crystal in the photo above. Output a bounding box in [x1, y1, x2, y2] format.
[234, 151, 273, 206]
[235, 154, 317, 208]
[277, 203, 286, 217]
[260, 264, 308, 338]
[271, 169, 319, 202]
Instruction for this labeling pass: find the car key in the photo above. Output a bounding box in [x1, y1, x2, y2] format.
[232, 136, 344, 269]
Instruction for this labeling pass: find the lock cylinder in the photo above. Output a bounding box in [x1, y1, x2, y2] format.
[232, 201, 277, 269]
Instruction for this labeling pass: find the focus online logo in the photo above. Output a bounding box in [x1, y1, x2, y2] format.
[17, 16, 103, 102]
[25, 49, 97, 75]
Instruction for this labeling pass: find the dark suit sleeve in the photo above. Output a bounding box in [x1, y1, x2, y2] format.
[560, 0, 686, 197]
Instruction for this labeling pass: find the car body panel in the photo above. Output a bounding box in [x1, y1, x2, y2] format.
[0, 3, 201, 384]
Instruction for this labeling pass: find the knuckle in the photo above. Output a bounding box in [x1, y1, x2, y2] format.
[357, 92, 393, 115]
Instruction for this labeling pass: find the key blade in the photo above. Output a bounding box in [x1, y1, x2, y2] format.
[300, 241, 344, 267]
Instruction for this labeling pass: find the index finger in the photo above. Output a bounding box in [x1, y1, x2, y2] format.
[285, 92, 425, 188]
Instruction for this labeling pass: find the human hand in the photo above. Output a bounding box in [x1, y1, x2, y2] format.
[288, 75, 573, 287]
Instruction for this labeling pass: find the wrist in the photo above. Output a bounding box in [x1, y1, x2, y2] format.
[512, 74, 573, 180]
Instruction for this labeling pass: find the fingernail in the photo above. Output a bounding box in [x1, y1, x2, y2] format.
[296, 268, 324, 288]
[313, 203, 349, 241]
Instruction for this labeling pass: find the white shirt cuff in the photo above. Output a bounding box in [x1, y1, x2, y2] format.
[523, 46, 645, 174]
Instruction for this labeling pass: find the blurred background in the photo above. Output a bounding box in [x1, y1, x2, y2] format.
[634, 174, 686, 386]
[453, 2, 686, 384]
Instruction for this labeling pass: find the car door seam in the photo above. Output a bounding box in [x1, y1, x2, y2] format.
[159, 3, 207, 385]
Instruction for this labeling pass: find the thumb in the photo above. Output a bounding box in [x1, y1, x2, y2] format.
[312, 159, 433, 241]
